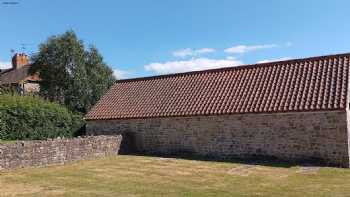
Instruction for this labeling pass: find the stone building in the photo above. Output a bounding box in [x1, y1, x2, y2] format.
[86, 53, 350, 167]
[0, 53, 40, 94]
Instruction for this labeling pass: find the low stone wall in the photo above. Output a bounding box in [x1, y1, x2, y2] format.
[0, 135, 122, 170]
[86, 110, 350, 167]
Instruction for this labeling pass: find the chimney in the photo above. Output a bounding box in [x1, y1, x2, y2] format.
[12, 53, 29, 69]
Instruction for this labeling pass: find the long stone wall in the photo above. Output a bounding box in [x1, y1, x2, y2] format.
[87, 111, 350, 167]
[0, 135, 122, 170]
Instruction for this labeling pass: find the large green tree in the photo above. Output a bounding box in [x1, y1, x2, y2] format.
[31, 31, 115, 113]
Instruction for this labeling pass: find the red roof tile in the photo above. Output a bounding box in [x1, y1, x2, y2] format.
[86, 53, 350, 120]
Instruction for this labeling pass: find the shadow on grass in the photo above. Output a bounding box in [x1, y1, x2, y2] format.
[120, 151, 331, 169]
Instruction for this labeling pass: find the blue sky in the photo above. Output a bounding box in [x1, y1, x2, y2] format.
[1, 0, 350, 79]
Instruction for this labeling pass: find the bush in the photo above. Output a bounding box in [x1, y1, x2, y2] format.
[0, 85, 17, 95]
[0, 94, 85, 140]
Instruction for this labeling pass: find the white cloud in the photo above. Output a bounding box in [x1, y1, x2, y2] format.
[144, 58, 243, 74]
[226, 56, 236, 60]
[173, 48, 193, 57]
[257, 57, 292, 64]
[113, 69, 128, 79]
[224, 44, 278, 54]
[0, 61, 11, 70]
[172, 48, 216, 58]
[195, 48, 216, 54]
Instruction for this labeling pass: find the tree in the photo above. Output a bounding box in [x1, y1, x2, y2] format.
[31, 31, 115, 113]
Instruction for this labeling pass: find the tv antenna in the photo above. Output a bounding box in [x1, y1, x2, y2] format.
[19, 43, 34, 53]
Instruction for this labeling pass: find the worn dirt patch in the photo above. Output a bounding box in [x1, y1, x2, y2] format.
[156, 157, 177, 162]
[227, 164, 258, 176]
[297, 166, 320, 174]
[174, 170, 193, 176]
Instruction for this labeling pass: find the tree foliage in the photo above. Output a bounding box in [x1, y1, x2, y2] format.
[30, 31, 115, 113]
[0, 94, 85, 140]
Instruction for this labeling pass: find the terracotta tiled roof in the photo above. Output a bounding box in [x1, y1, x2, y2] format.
[86, 53, 350, 120]
[0, 65, 40, 85]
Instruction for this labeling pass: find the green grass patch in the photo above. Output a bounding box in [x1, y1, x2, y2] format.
[0, 155, 350, 197]
[0, 140, 17, 144]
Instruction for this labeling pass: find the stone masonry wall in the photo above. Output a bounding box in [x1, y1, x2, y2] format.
[87, 111, 350, 167]
[0, 135, 122, 170]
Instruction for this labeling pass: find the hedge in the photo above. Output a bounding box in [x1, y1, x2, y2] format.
[0, 94, 85, 140]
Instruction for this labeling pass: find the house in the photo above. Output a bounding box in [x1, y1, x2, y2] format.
[85, 53, 350, 167]
[0, 53, 40, 94]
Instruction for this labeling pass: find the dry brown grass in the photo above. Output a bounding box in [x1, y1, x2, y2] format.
[0, 155, 350, 196]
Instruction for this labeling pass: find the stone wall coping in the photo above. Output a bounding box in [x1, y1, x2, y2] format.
[0, 135, 119, 148]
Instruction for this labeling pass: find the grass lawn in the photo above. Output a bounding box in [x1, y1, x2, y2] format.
[1, 155, 350, 197]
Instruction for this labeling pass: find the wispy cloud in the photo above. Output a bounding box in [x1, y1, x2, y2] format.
[224, 44, 278, 54]
[113, 69, 128, 79]
[257, 57, 292, 64]
[172, 48, 216, 58]
[144, 58, 242, 74]
[146, 42, 292, 75]
[0, 60, 11, 69]
[195, 48, 216, 54]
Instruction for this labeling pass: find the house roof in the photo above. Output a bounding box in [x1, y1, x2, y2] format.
[0, 65, 40, 85]
[86, 53, 350, 120]
[0, 68, 11, 75]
